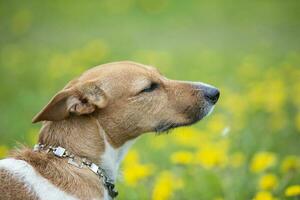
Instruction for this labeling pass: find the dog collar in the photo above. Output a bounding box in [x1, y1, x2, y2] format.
[33, 143, 118, 199]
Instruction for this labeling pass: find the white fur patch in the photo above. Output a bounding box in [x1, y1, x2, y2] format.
[0, 158, 78, 200]
[100, 138, 136, 181]
[100, 138, 136, 200]
[206, 105, 215, 116]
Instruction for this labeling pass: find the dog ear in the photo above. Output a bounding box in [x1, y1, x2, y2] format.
[32, 82, 108, 123]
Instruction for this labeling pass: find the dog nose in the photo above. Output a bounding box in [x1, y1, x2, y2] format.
[193, 82, 220, 104]
[204, 87, 220, 104]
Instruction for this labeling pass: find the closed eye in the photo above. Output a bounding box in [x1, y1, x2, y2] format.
[140, 82, 159, 93]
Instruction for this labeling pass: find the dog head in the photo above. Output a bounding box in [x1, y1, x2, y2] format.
[33, 61, 219, 146]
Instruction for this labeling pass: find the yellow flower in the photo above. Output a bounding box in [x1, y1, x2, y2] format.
[195, 141, 229, 169]
[259, 174, 278, 190]
[0, 145, 9, 158]
[281, 155, 300, 173]
[123, 150, 154, 186]
[152, 171, 183, 200]
[230, 152, 245, 168]
[264, 79, 286, 113]
[285, 185, 300, 197]
[170, 151, 193, 165]
[124, 149, 144, 164]
[250, 152, 277, 173]
[248, 79, 286, 114]
[253, 191, 276, 200]
[172, 127, 207, 148]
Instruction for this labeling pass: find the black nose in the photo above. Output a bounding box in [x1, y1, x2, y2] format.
[204, 87, 220, 104]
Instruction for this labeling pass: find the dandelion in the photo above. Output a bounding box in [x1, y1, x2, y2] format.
[170, 151, 193, 165]
[264, 79, 286, 113]
[247, 79, 286, 115]
[152, 171, 183, 200]
[259, 174, 278, 190]
[250, 152, 277, 173]
[281, 155, 300, 173]
[123, 150, 153, 186]
[285, 185, 300, 197]
[253, 191, 276, 200]
[195, 141, 229, 169]
[172, 127, 208, 148]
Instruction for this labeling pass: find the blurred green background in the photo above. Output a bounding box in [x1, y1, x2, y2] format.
[1, 0, 300, 200]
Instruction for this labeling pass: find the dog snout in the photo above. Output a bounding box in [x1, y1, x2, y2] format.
[194, 83, 220, 105]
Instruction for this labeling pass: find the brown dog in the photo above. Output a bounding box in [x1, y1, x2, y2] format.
[0, 61, 219, 200]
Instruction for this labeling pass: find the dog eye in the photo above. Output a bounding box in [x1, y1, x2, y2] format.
[140, 83, 159, 93]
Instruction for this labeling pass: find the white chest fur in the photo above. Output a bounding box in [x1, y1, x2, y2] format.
[100, 138, 136, 181]
[100, 138, 136, 200]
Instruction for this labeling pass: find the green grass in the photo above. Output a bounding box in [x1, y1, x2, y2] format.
[0, 1, 300, 199]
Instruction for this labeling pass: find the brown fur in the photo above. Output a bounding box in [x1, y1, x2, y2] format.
[0, 169, 38, 200]
[0, 61, 219, 200]
[11, 115, 106, 200]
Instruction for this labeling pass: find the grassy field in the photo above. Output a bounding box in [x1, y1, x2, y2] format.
[0, 1, 300, 199]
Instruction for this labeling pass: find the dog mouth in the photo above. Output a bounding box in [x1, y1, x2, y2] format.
[154, 104, 215, 133]
[154, 121, 188, 133]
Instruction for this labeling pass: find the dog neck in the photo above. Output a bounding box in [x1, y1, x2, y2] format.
[38, 115, 135, 182]
[93, 117, 136, 181]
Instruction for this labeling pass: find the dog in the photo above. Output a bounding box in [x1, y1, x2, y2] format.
[0, 61, 219, 200]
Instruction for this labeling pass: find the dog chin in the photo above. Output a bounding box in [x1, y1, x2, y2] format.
[190, 104, 215, 123]
[154, 122, 186, 133]
[205, 105, 215, 117]
[154, 105, 215, 133]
